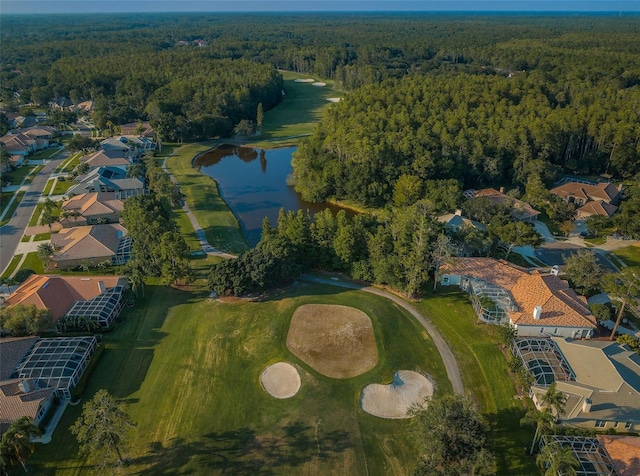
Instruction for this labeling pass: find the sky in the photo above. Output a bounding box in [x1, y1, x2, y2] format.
[2, 1, 639, 15]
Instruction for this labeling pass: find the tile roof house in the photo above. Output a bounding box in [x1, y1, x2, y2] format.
[50, 223, 131, 270]
[60, 192, 124, 227]
[0, 133, 35, 156]
[440, 257, 597, 338]
[597, 436, 640, 475]
[67, 166, 145, 199]
[75, 100, 94, 114]
[526, 337, 640, 432]
[0, 337, 54, 433]
[551, 181, 622, 218]
[468, 188, 541, 222]
[79, 149, 131, 171]
[3, 274, 127, 322]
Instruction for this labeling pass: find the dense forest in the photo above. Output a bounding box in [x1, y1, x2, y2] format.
[2, 13, 640, 146]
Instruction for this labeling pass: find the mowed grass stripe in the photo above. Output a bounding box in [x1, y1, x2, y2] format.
[31, 283, 451, 475]
[416, 289, 537, 475]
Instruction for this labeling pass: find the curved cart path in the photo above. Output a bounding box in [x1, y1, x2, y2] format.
[301, 275, 464, 395]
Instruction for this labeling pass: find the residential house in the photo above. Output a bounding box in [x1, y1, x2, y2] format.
[516, 336, 640, 432]
[49, 97, 73, 110]
[437, 209, 487, 232]
[75, 100, 94, 114]
[101, 135, 156, 159]
[0, 337, 55, 433]
[50, 223, 131, 269]
[119, 121, 154, 137]
[0, 126, 58, 159]
[597, 436, 640, 475]
[3, 274, 128, 326]
[194, 39, 208, 47]
[79, 149, 131, 171]
[60, 192, 124, 227]
[440, 257, 597, 338]
[551, 181, 622, 218]
[67, 166, 145, 199]
[465, 188, 541, 222]
[538, 435, 619, 475]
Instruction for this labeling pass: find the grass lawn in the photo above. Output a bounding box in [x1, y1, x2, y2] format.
[1, 254, 22, 278]
[252, 71, 342, 146]
[584, 236, 607, 246]
[612, 244, 640, 267]
[56, 153, 81, 173]
[0, 191, 25, 226]
[34, 232, 51, 241]
[52, 179, 74, 195]
[415, 289, 537, 475]
[19, 251, 45, 274]
[43, 179, 56, 196]
[30, 282, 450, 475]
[171, 207, 201, 253]
[163, 143, 249, 255]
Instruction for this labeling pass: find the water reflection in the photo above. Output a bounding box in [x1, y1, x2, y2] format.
[195, 144, 349, 246]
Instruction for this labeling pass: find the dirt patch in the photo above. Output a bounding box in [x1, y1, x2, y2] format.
[260, 362, 301, 399]
[360, 370, 433, 419]
[286, 304, 378, 379]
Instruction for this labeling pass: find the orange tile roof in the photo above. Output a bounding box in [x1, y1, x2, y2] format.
[441, 258, 596, 329]
[3, 274, 126, 320]
[61, 192, 123, 219]
[51, 223, 126, 263]
[597, 436, 640, 476]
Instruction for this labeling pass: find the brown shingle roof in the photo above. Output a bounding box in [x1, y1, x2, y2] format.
[80, 149, 130, 168]
[61, 192, 123, 220]
[577, 200, 618, 218]
[3, 274, 126, 321]
[0, 379, 55, 433]
[551, 182, 621, 204]
[473, 188, 540, 220]
[441, 258, 597, 329]
[597, 436, 640, 476]
[0, 337, 37, 380]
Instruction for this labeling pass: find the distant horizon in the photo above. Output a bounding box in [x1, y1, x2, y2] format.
[2, 1, 639, 15]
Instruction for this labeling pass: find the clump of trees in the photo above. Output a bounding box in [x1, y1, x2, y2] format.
[0, 304, 51, 336]
[408, 394, 494, 475]
[0, 416, 41, 474]
[71, 389, 135, 469]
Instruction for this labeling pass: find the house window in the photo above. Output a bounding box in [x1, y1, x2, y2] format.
[540, 328, 544, 334]
[554, 328, 558, 334]
[613, 422, 619, 428]
[442, 277, 449, 284]
[625, 422, 633, 430]
[595, 421, 606, 428]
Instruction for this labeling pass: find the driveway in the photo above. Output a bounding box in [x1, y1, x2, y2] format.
[534, 241, 619, 272]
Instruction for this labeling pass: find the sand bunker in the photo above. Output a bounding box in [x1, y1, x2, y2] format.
[286, 304, 378, 379]
[361, 371, 433, 419]
[326, 97, 341, 102]
[260, 362, 301, 399]
[294, 78, 316, 83]
[312, 82, 326, 86]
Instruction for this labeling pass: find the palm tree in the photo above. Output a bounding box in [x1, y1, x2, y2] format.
[0, 416, 41, 473]
[542, 382, 567, 421]
[523, 408, 555, 455]
[536, 439, 579, 476]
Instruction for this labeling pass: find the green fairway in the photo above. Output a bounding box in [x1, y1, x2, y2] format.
[162, 144, 249, 255]
[30, 282, 450, 475]
[415, 289, 538, 475]
[257, 71, 342, 143]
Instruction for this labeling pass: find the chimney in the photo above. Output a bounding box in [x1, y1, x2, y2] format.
[97, 281, 106, 293]
[533, 306, 542, 320]
[18, 380, 30, 393]
[582, 398, 592, 413]
[454, 209, 462, 216]
[499, 186, 505, 194]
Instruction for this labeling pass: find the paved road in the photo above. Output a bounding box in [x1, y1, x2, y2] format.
[534, 241, 619, 272]
[0, 155, 67, 273]
[301, 275, 465, 395]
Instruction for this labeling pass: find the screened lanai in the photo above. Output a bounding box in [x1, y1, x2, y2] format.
[539, 436, 618, 476]
[11, 337, 97, 399]
[512, 337, 575, 386]
[64, 285, 125, 327]
[464, 277, 518, 324]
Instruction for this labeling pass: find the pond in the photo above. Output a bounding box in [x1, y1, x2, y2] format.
[195, 144, 348, 246]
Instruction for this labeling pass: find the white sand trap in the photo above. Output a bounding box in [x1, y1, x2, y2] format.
[294, 78, 316, 83]
[260, 362, 301, 399]
[312, 82, 326, 87]
[361, 370, 433, 419]
[326, 97, 341, 102]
